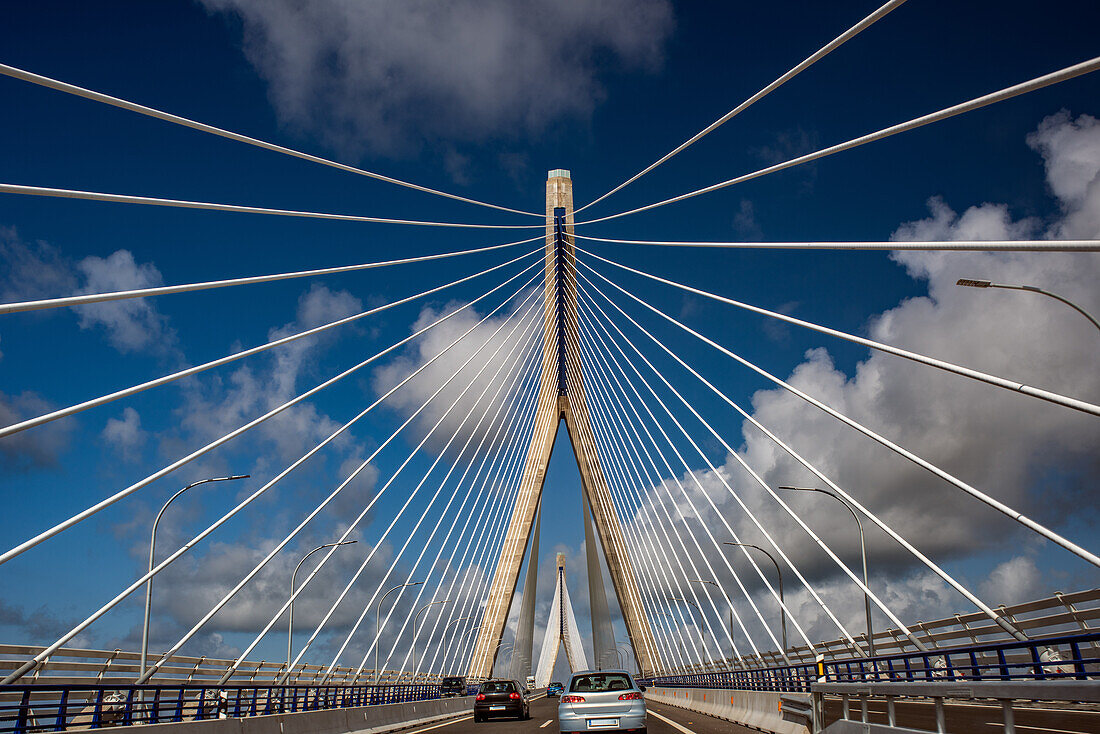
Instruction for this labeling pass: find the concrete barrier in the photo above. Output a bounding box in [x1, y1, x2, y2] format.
[645, 687, 808, 734]
[127, 696, 475, 734]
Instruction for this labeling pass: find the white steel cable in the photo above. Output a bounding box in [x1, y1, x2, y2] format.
[581, 266, 1027, 644]
[564, 335, 743, 664]
[381, 339, 546, 678]
[0, 63, 540, 219]
[392, 370, 538, 678]
[230, 292, 544, 681]
[579, 273, 927, 652]
[0, 183, 545, 230]
[574, 234, 1100, 252]
[552, 276, 669, 673]
[571, 322, 776, 662]
[424, 413, 533, 677]
[580, 248, 1100, 417]
[0, 253, 542, 567]
[581, 261, 1100, 570]
[2, 269, 538, 685]
[0, 236, 542, 316]
[574, 0, 908, 214]
[343, 319, 540, 679]
[399, 343, 545, 678]
[462, 325, 572, 674]
[158, 278, 542, 685]
[0, 248, 539, 440]
[283, 300, 542, 679]
[561, 335, 712, 668]
[420, 388, 543, 677]
[578, 357, 716, 671]
[574, 288, 819, 655]
[575, 57, 1100, 226]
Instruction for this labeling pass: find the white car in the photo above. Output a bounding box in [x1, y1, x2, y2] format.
[558, 670, 646, 734]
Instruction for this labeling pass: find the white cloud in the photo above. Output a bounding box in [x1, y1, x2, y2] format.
[199, 0, 674, 156]
[0, 390, 75, 472]
[618, 111, 1100, 649]
[74, 250, 177, 355]
[372, 294, 538, 456]
[101, 407, 147, 461]
[979, 556, 1046, 608]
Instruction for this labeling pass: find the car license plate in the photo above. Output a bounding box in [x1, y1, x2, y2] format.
[489, 705, 505, 710]
[588, 719, 619, 728]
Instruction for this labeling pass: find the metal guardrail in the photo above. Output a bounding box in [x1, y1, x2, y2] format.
[0, 683, 442, 734]
[639, 630, 1100, 694]
[662, 588, 1100, 674]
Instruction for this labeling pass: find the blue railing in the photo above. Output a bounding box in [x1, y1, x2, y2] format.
[639, 630, 1100, 693]
[0, 683, 440, 734]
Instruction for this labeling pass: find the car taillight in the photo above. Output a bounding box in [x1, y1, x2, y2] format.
[476, 694, 485, 701]
[618, 692, 644, 700]
[560, 695, 585, 703]
[509, 692, 521, 700]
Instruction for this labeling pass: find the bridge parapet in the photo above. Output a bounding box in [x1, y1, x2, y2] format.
[660, 589, 1100, 674]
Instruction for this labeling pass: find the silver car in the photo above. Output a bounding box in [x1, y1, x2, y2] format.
[557, 670, 646, 734]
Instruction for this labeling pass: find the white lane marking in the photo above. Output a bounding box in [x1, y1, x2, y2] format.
[403, 715, 473, 734]
[648, 709, 698, 734]
[539, 720, 553, 728]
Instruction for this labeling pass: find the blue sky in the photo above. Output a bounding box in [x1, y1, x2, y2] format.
[1, 0, 1098, 679]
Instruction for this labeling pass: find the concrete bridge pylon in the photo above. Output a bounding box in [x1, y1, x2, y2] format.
[467, 170, 660, 679]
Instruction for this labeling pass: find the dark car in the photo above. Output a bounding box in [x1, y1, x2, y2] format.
[440, 676, 467, 698]
[474, 679, 530, 721]
[547, 681, 564, 697]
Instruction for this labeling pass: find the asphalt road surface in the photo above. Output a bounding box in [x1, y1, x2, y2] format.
[403, 695, 759, 734]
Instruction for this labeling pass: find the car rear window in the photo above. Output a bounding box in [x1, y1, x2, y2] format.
[569, 673, 633, 692]
[442, 677, 464, 685]
[480, 681, 516, 693]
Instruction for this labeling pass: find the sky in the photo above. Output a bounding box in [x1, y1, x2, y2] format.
[0, 0, 1098, 682]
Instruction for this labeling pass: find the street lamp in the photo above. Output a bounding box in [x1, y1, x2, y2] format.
[956, 278, 1099, 333]
[492, 642, 514, 678]
[413, 600, 452, 675]
[780, 486, 874, 657]
[653, 611, 684, 665]
[141, 475, 248, 685]
[689, 579, 734, 665]
[723, 542, 786, 655]
[438, 616, 473, 673]
[375, 582, 423, 684]
[671, 596, 708, 667]
[288, 541, 358, 674]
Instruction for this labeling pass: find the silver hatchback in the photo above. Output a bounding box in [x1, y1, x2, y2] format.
[557, 670, 646, 734]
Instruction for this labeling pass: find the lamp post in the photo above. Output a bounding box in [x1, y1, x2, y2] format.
[689, 579, 734, 665]
[671, 596, 708, 668]
[288, 541, 357, 674]
[654, 610, 684, 666]
[413, 600, 452, 675]
[492, 642, 514, 677]
[141, 475, 248, 686]
[780, 486, 874, 657]
[437, 616, 473, 673]
[723, 542, 786, 654]
[956, 278, 1099, 333]
[375, 582, 423, 684]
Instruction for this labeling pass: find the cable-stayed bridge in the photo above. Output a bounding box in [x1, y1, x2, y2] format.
[1, 3, 1099, 733]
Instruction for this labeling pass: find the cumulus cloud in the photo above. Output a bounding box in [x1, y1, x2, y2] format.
[372, 292, 540, 456]
[619, 111, 1100, 650]
[0, 390, 75, 471]
[102, 406, 147, 461]
[0, 230, 177, 357]
[199, 0, 674, 156]
[74, 250, 178, 355]
[0, 227, 77, 305]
